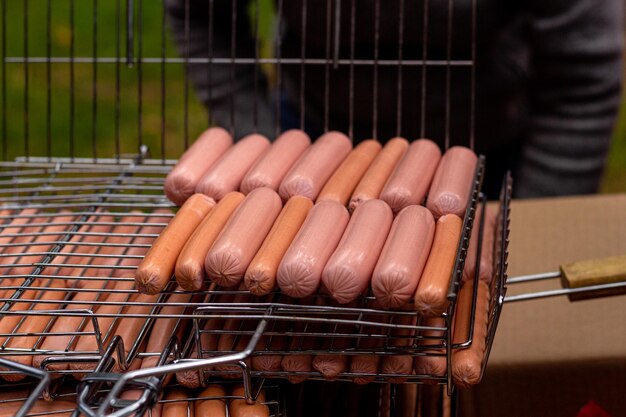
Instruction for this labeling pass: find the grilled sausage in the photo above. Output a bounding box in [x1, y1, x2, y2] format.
[194, 385, 226, 417]
[426, 146, 478, 218]
[322, 199, 393, 304]
[413, 214, 463, 316]
[205, 188, 282, 288]
[349, 137, 409, 212]
[278, 131, 352, 201]
[229, 385, 270, 417]
[175, 192, 245, 291]
[413, 317, 447, 382]
[195, 133, 270, 200]
[240, 129, 311, 194]
[277, 201, 350, 298]
[462, 206, 496, 284]
[164, 127, 233, 206]
[244, 196, 313, 296]
[451, 280, 490, 388]
[317, 140, 382, 206]
[136, 194, 214, 294]
[163, 388, 194, 417]
[0, 400, 75, 417]
[380, 139, 441, 213]
[371, 205, 435, 308]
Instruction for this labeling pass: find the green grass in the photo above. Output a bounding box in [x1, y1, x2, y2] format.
[1, 1, 624, 192]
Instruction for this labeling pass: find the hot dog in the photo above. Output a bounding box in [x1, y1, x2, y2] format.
[163, 388, 194, 417]
[380, 139, 441, 213]
[0, 400, 75, 417]
[214, 319, 254, 378]
[322, 199, 393, 304]
[229, 385, 270, 417]
[380, 311, 418, 383]
[462, 206, 496, 284]
[195, 385, 226, 417]
[348, 137, 409, 212]
[426, 146, 478, 218]
[205, 187, 282, 288]
[280, 323, 320, 384]
[452, 280, 490, 388]
[240, 129, 311, 194]
[413, 317, 447, 382]
[278, 131, 352, 201]
[413, 214, 463, 316]
[195, 133, 270, 200]
[164, 127, 233, 206]
[244, 196, 313, 296]
[251, 321, 289, 373]
[0, 208, 39, 299]
[136, 193, 214, 294]
[277, 201, 350, 298]
[119, 390, 163, 417]
[349, 319, 386, 385]
[317, 140, 382, 206]
[371, 205, 435, 308]
[175, 192, 245, 291]
[312, 315, 356, 379]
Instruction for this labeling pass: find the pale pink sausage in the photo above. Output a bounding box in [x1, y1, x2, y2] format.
[371, 205, 435, 308]
[164, 127, 233, 206]
[321, 199, 393, 304]
[195, 133, 271, 200]
[380, 139, 441, 213]
[426, 146, 478, 218]
[278, 131, 352, 201]
[277, 201, 350, 298]
[205, 187, 282, 287]
[240, 130, 311, 194]
[462, 206, 496, 284]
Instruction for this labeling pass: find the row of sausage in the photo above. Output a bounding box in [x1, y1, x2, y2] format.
[164, 128, 477, 220]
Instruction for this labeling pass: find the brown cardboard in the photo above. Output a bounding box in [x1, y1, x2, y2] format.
[460, 194, 626, 417]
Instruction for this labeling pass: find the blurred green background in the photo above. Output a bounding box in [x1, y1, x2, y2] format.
[1, 0, 624, 192]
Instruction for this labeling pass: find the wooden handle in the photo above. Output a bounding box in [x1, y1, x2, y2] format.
[560, 254, 626, 301]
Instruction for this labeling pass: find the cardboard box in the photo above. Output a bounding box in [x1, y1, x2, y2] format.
[460, 194, 626, 417]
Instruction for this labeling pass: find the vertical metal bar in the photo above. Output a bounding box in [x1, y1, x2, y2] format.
[115, 0, 122, 161]
[348, 0, 355, 139]
[161, 0, 167, 162]
[396, 0, 405, 138]
[230, 0, 238, 137]
[207, 0, 215, 127]
[275, 0, 284, 137]
[333, 0, 341, 70]
[444, 0, 454, 149]
[469, 0, 476, 150]
[126, 0, 134, 67]
[372, 0, 380, 140]
[253, 0, 260, 132]
[69, 0, 75, 160]
[0, 0, 5, 160]
[23, 0, 29, 159]
[323, 0, 332, 133]
[299, 0, 308, 131]
[137, 0, 144, 154]
[183, 0, 190, 147]
[46, 0, 52, 159]
[420, 0, 429, 139]
[92, 0, 99, 161]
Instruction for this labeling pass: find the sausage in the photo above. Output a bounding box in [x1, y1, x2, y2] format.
[278, 131, 352, 201]
[321, 199, 393, 304]
[312, 313, 356, 379]
[164, 127, 233, 206]
[240, 129, 311, 194]
[426, 146, 478, 218]
[371, 205, 435, 308]
[229, 385, 270, 417]
[451, 280, 490, 388]
[163, 388, 194, 417]
[0, 400, 75, 417]
[348, 137, 409, 212]
[119, 390, 162, 417]
[175, 192, 245, 291]
[380, 139, 441, 213]
[32, 212, 170, 373]
[316, 140, 382, 206]
[244, 196, 313, 296]
[136, 193, 214, 294]
[380, 311, 418, 383]
[413, 214, 463, 316]
[349, 308, 388, 385]
[277, 201, 350, 298]
[195, 133, 271, 200]
[462, 206, 496, 284]
[251, 321, 289, 373]
[205, 188, 282, 288]
[413, 317, 447, 382]
[214, 319, 254, 378]
[195, 385, 226, 417]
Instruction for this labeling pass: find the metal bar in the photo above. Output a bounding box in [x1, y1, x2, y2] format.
[92, 0, 99, 161]
[275, 0, 284, 137]
[230, 0, 237, 137]
[420, 0, 429, 138]
[323, 0, 332, 132]
[126, 0, 134, 67]
[506, 271, 561, 284]
[396, 0, 405, 138]
[69, 0, 75, 161]
[0, 0, 5, 160]
[348, 0, 355, 139]
[299, 0, 308, 131]
[137, 0, 144, 155]
[444, 0, 454, 149]
[372, 0, 380, 140]
[23, 0, 29, 159]
[46, 0, 52, 160]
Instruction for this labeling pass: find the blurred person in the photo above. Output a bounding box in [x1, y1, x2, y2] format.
[165, 0, 623, 198]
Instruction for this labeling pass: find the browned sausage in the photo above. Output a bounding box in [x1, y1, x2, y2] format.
[229, 385, 270, 417]
[162, 388, 194, 417]
[463, 206, 496, 284]
[413, 317, 447, 383]
[380, 311, 418, 383]
[194, 385, 226, 417]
